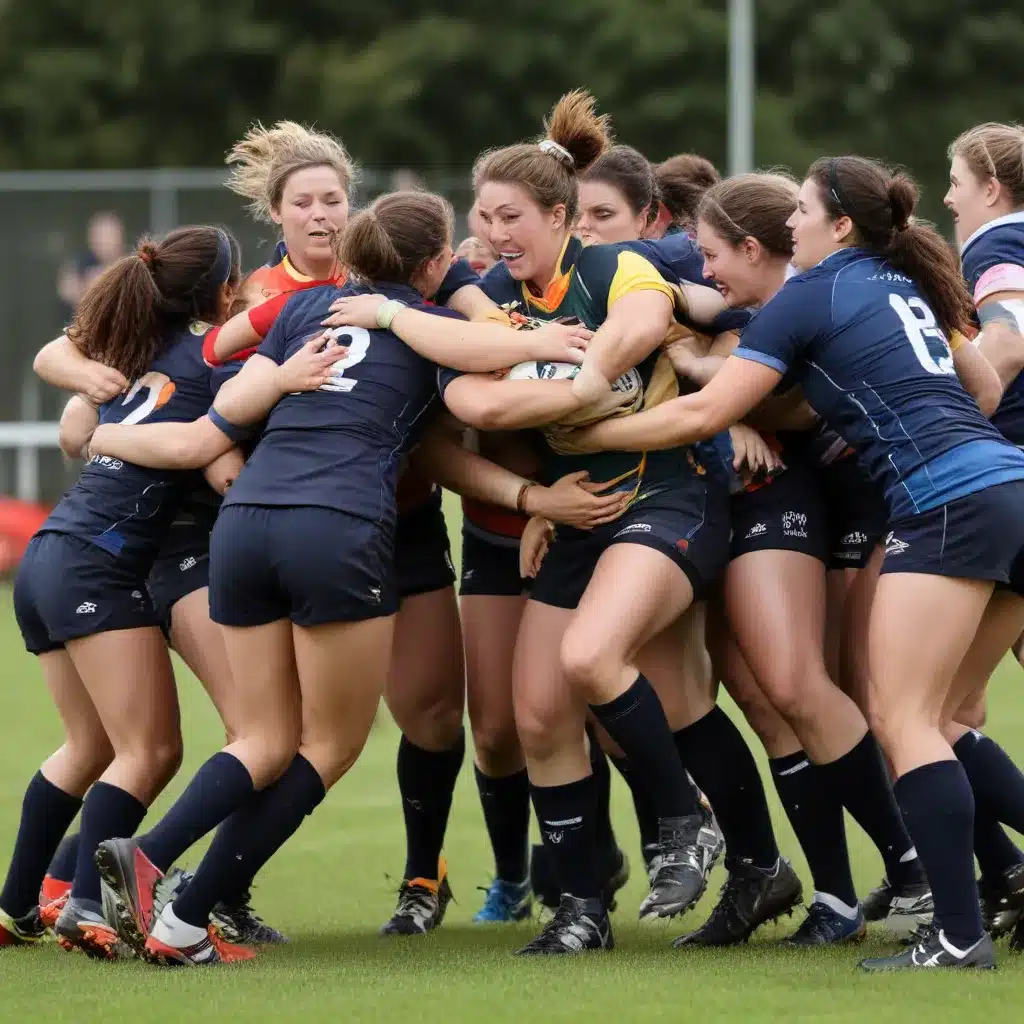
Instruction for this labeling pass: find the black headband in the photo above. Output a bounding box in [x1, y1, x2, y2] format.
[827, 159, 849, 216]
[212, 228, 234, 285]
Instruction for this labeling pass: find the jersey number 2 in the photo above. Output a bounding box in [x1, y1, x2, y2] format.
[320, 327, 370, 393]
[119, 372, 176, 424]
[889, 294, 954, 376]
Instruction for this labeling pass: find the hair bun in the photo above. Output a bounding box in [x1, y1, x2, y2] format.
[887, 172, 917, 232]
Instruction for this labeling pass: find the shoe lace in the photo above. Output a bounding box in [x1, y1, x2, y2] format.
[701, 874, 746, 930]
[219, 888, 267, 931]
[525, 899, 577, 950]
[790, 903, 831, 942]
[902, 919, 938, 947]
[395, 882, 437, 920]
[477, 880, 513, 915]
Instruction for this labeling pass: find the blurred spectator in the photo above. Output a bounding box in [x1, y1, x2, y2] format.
[56, 211, 126, 324]
[456, 236, 497, 274]
[390, 169, 426, 192]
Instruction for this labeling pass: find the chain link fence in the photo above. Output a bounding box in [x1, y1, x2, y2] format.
[0, 168, 475, 504]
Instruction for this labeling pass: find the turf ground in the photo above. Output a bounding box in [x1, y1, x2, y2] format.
[1, 495, 1022, 1020]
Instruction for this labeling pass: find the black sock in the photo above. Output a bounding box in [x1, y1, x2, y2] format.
[954, 731, 1024, 836]
[138, 752, 254, 873]
[770, 752, 856, 906]
[173, 754, 325, 928]
[895, 760, 983, 948]
[71, 782, 147, 905]
[675, 706, 778, 870]
[586, 725, 620, 872]
[474, 766, 529, 882]
[974, 811, 1024, 883]
[0, 772, 81, 916]
[609, 754, 659, 851]
[589, 673, 698, 820]
[818, 732, 922, 887]
[530, 775, 600, 900]
[398, 731, 465, 881]
[46, 833, 80, 884]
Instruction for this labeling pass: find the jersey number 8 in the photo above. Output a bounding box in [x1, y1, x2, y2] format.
[319, 327, 371, 393]
[889, 294, 954, 376]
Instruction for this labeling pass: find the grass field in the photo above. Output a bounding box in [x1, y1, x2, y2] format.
[1, 496, 1022, 1020]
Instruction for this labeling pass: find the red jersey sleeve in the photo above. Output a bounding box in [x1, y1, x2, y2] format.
[247, 292, 293, 339]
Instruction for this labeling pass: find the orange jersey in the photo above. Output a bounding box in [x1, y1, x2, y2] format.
[202, 252, 347, 367]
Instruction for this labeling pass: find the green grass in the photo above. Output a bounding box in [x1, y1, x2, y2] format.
[1, 496, 1022, 1019]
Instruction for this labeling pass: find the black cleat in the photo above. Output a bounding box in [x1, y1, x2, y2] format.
[980, 863, 1024, 939]
[380, 861, 453, 937]
[600, 848, 630, 913]
[860, 877, 895, 922]
[639, 814, 720, 921]
[531, 843, 630, 913]
[514, 894, 612, 956]
[211, 888, 288, 945]
[860, 875, 933, 933]
[673, 857, 803, 947]
[860, 930, 996, 971]
[782, 900, 866, 947]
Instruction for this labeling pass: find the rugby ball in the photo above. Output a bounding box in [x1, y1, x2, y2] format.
[505, 360, 643, 428]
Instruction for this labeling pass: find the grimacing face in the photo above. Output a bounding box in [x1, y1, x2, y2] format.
[474, 180, 567, 287]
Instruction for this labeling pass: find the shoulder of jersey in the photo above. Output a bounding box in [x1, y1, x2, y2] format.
[481, 259, 516, 301]
[962, 216, 1024, 278]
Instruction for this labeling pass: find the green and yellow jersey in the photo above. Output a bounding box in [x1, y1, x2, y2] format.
[480, 235, 700, 505]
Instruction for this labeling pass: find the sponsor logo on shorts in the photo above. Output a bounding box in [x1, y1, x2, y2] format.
[676, 537, 690, 552]
[614, 522, 652, 537]
[831, 550, 861, 562]
[462, 569, 475, 582]
[75, 602, 97, 615]
[840, 531, 869, 547]
[368, 586, 382, 603]
[87, 455, 123, 471]
[179, 556, 198, 572]
[745, 522, 767, 539]
[782, 510, 808, 538]
[884, 531, 910, 555]
[131, 590, 143, 600]
[444, 551, 455, 574]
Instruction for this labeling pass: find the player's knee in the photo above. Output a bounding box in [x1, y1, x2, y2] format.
[559, 628, 621, 702]
[471, 719, 523, 775]
[64, 735, 115, 781]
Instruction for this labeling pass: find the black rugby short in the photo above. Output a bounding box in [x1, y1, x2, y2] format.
[880, 480, 1024, 592]
[14, 533, 158, 654]
[393, 498, 456, 604]
[728, 461, 828, 563]
[530, 485, 730, 611]
[460, 526, 528, 598]
[209, 504, 395, 627]
[821, 457, 888, 570]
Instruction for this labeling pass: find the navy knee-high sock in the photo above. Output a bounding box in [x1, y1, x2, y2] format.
[0, 773, 81, 916]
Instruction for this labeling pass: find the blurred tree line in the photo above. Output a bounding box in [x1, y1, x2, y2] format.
[0, 0, 1021, 220]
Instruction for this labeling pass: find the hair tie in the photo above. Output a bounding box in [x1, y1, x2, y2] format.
[538, 140, 575, 169]
[138, 247, 155, 267]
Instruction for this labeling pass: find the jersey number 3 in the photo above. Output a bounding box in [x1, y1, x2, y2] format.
[889, 294, 954, 376]
[320, 327, 370, 393]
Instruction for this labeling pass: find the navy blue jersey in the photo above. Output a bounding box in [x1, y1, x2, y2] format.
[960, 213, 1024, 444]
[41, 320, 225, 566]
[733, 247, 1024, 518]
[224, 281, 459, 528]
[435, 257, 481, 305]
